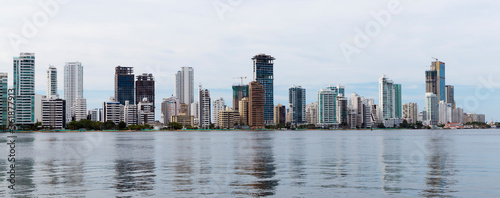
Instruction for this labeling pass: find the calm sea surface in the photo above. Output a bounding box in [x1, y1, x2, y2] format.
[0, 129, 499, 197]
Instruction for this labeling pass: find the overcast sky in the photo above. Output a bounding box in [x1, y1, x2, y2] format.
[1, 0, 499, 121]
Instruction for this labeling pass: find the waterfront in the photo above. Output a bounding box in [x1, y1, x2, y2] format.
[0, 129, 499, 197]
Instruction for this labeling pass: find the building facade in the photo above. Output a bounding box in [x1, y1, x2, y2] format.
[379, 75, 395, 120]
[136, 73, 155, 106]
[249, 81, 264, 129]
[425, 93, 439, 125]
[403, 102, 418, 124]
[138, 98, 155, 125]
[103, 100, 123, 125]
[305, 102, 318, 125]
[175, 67, 194, 107]
[13, 53, 36, 125]
[161, 96, 180, 125]
[0, 73, 7, 128]
[394, 84, 402, 118]
[198, 85, 211, 129]
[115, 66, 135, 105]
[213, 97, 225, 128]
[47, 66, 58, 98]
[218, 108, 240, 129]
[426, 60, 446, 101]
[42, 97, 66, 129]
[238, 97, 249, 126]
[64, 62, 84, 122]
[445, 85, 455, 108]
[232, 85, 249, 111]
[274, 104, 286, 125]
[252, 54, 275, 124]
[123, 101, 137, 126]
[336, 95, 348, 125]
[317, 85, 344, 125]
[289, 85, 306, 125]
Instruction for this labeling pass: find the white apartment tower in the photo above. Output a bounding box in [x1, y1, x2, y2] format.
[64, 62, 85, 122]
[175, 67, 194, 107]
[47, 66, 58, 98]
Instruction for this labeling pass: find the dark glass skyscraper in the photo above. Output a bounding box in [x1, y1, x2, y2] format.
[115, 66, 134, 105]
[232, 85, 249, 111]
[289, 85, 306, 125]
[136, 73, 155, 106]
[426, 61, 445, 101]
[252, 54, 275, 124]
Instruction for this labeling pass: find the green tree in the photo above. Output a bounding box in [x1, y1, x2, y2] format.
[118, 121, 127, 130]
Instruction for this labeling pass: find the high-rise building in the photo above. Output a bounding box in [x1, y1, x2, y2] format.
[403, 103, 418, 124]
[289, 85, 306, 125]
[452, 108, 463, 123]
[394, 84, 402, 118]
[350, 93, 364, 128]
[232, 85, 249, 111]
[252, 54, 275, 124]
[138, 98, 155, 125]
[41, 97, 66, 129]
[249, 81, 264, 129]
[115, 66, 135, 105]
[175, 67, 194, 106]
[379, 75, 395, 119]
[198, 85, 211, 129]
[136, 73, 155, 106]
[362, 98, 375, 128]
[273, 104, 286, 125]
[238, 97, 249, 126]
[426, 60, 446, 101]
[103, 99, 124, 125]
[0, 73, 8, 127]
[445, 85, 455, 108]
[72, 98, 87, 121]
[47, 66, 58, 98]
[305, 102, 318, 125]
[123, 100, 137, 126]
[425, 93, 439, 125]
[190, 101, 199, 126]
[213, 97, 225, 128]
[13, 53, 35, 125]
[438, 101, 453, 124]
[34, 94, 43, 123]
[161, 96, 180, 125]
[317, 84, 344, 125]
[336, 95, 348, 125]
[64, 62, 85, 122]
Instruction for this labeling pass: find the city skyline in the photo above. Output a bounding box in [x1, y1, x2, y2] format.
[0, 1, 499, 121]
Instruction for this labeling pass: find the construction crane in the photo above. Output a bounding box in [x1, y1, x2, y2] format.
[233, 76, 247, 85]
[432, 57, 439, 62]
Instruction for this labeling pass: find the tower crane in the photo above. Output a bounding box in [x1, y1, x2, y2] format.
[233, 76, 247, 85]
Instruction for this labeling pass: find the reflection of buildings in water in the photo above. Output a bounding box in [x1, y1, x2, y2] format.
[9, 158, 36, 196]
[195, 136, 213, 194]
[289, 137, 306, 187]
[171, 135, 194, 193]
[319, 136, 350, 188]
[232, 132, 278, 197]
[380, 136, 404, 194]
[38, 159, 86, 195]
[421, 135, 457, 197]
[113, 134, 156, 196]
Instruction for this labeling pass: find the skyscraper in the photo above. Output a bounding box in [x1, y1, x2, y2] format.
[13, 53, 35, 125]
[445, 85, 455, 108]
[175, 67, 194, 105]
[425, 93, 438, 125]
[317, 85, 343, 125]
[394, 84, 402, 118]
[289, 85, 306, 125]
[379, 75, 395, 119]
[305, 102, 318, 125]
[0, 73, 7, 127]
[239, 97, 249, 126]
[232, 85, 249, 111]
[73, 98, 87, 121]
[41, 97, 66, 129]
[426, 60, 446, 101]
[252, 54, 275, 124]
[336, 95, 348, 125]
[198, 85, 211, 129]
[47, 66, 58, 98]
[213, 97, 225, 128]
[136, 73, 155, 106]
[403, 102, 418, 124]
[249, 81, 264, 129]
[115, 66, 135, 105]
[64, 62, 85, 122]
[274, 104, 286, 125]
[161, 96, 180, 125]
